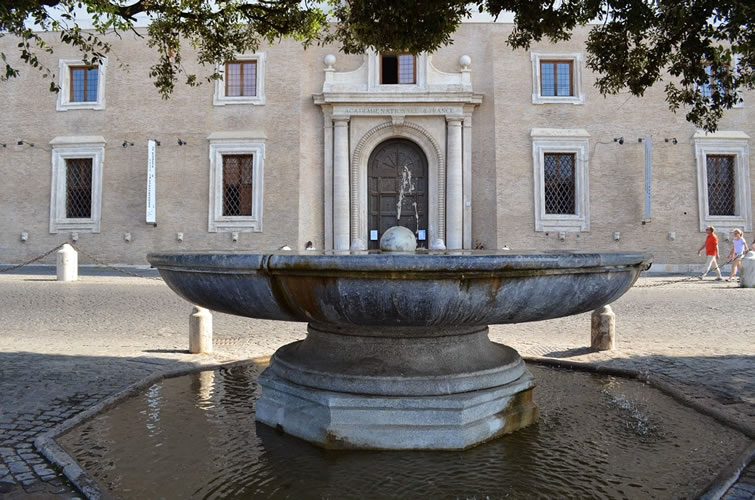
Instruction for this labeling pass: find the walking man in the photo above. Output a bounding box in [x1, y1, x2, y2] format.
[697, 226, 722, 280]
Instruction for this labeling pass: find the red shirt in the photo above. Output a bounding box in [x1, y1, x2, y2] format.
[705, 233, 718, 256]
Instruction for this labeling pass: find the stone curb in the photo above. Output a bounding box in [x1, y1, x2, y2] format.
[523, 356, 755, 500]
[33, 356, 257, 500]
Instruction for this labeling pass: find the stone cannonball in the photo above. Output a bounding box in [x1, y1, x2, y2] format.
[379, 226, 417, 252]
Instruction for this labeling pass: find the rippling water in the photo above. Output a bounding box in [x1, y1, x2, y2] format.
[59, 364, 746, 499]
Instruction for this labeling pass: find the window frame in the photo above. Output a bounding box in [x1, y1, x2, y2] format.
[208, 134, 266, 232]
[213, 53, 266, 106]
[57, 59, 107, 111]
[539, 60, 574, 98]
[379, 53, 417, 85]
[531, 128, 590, 232]
[694, 131, 752, 232]
[49, 136, 106, 233]
[700, 60, 744, 108]
[530, 53, 584, 105]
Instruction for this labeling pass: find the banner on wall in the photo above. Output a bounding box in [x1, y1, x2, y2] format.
[146, 140, 157, 224]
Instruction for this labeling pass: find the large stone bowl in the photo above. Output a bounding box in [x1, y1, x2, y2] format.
[147, 250, 652, 450]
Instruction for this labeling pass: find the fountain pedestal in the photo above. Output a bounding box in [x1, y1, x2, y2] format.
[255, 323, 539, 449]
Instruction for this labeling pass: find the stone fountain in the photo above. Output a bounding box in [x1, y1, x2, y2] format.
[147, 227, 651, 450]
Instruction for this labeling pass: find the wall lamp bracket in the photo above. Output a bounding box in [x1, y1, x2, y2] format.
[177, 138, 187, 146]
[122, 140, 134, 148]
[613, 137, 624, 145]
[664, 137, 678, 144]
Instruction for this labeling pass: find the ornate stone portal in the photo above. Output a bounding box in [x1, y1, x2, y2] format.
[148, 246, 651, 450]
[314, 51, 483, 250]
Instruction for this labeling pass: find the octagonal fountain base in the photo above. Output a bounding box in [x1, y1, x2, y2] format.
[255, 323, 540, 449]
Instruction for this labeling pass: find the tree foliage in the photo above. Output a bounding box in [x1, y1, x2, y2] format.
[1, 0, 753, 131]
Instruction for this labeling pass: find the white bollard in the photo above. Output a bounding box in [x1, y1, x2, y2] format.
[591, 305, 616, 351]
[740, 251, 755, 288]
[189, 306, 213, 354]
[56, 244, 78, 282]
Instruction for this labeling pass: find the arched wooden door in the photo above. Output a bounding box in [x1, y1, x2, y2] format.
[367, 139, 428, 249]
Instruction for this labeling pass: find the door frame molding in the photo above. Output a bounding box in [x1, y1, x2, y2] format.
[352, 121, 445, 248]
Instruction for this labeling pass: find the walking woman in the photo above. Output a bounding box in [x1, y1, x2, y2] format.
[727, 228, 749, 281]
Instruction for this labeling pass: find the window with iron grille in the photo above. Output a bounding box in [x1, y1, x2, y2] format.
[57, 59, 106, 111]
[49, 137, 105, 233]
[380, 53, 416, 84]
[540, 61, 573, 97]
[706, 155, 736, 216]
[543, 153, 576, 214]
[225, 61, 257, 97]
[69, 66, 99, 102]
[65, 158, 93, 218]
[214, 53, 265, 106]
[222, 154, 254, 216]
[531, 128, 590, 232]
[208, 136, 265, 232]
[694, 131, 752, 233]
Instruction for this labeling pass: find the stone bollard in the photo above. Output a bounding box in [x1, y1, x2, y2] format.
[740, 251, 755, 288]
[56, 244, 78, 282]
[189, 306, 213, 354]
[591, 305, 615, 351]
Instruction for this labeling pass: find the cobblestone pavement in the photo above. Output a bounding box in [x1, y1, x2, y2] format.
[0, 270, 753, 498]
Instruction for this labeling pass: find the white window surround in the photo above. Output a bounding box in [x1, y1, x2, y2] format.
[531, 128, 590, 232]
[530, 52, 584, 105]
[213, 53, 266, 106]
[56, 59, 107, 111]
[49, 136, 105, 233]
[694, 130, 752, 232]
[367, 50, 429, 91]
[208, 132, 266, 232]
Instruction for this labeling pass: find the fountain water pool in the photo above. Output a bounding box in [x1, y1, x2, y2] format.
[147, 243, 652, 449]
[58, 362, 748, 498]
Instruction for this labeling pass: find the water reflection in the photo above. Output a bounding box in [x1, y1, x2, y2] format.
[60, 364, 747, 499]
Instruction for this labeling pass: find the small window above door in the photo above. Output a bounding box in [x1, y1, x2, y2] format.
[380, 53, 416, 84]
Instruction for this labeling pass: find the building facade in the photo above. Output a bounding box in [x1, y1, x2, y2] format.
[0, 23, 752, 270]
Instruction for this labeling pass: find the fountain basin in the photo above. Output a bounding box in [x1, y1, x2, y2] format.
[147, 250, 652, 449]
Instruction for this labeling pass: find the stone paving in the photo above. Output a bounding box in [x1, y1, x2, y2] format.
[0, 269, 753, 498]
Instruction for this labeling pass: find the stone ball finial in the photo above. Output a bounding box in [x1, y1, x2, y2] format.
[324, 54, 336, 69]
[459, 55, 471, 70]
[380, 226, 416, 252]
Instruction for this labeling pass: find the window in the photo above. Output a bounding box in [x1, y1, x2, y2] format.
[543, 153, 575, 214]
[49, 136, 105, 233]
[70, 66, 99, 102]
[57, 59, 107, 111]
[531, 128, 590, 232]
[540, 61, 573, 97]
[208, 133, 266, 232]
[225, 61, 257, 97]
[65, 158, 93, 218]
[380, 53, 416, 84]
[701, 62, 744, 108]
[222, 155, 254, 216]
[694, 131, 752, 232]
[214, 53, 265, 106]
[531, 53, 584, 105]
[706, 155, 735, 216]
